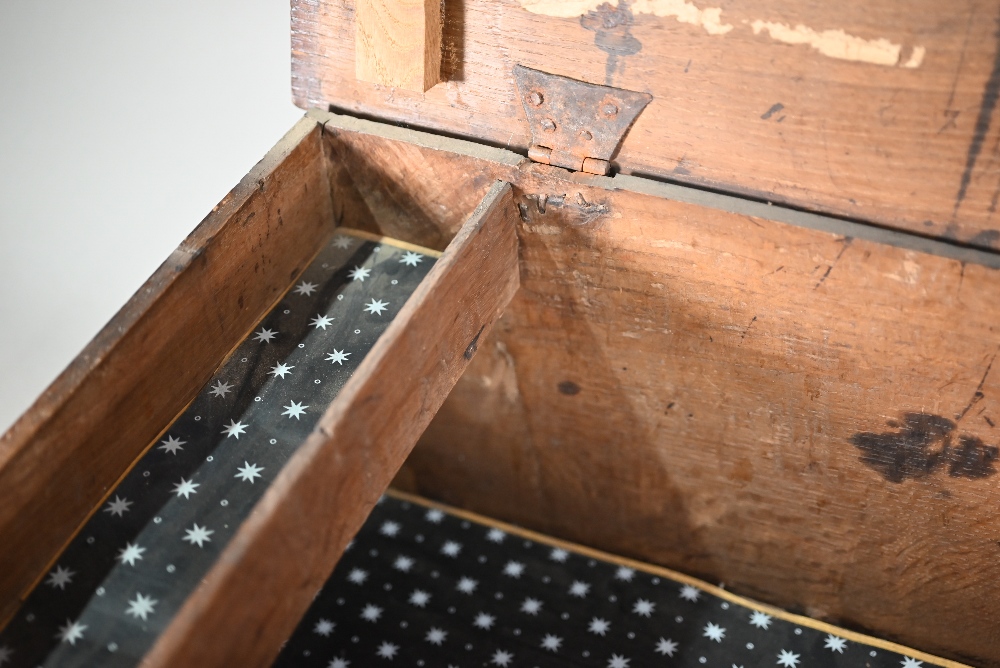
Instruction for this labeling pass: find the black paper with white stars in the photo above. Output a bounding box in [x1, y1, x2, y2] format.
[0, 230, 437, 668]
[274, 494, 948, 668]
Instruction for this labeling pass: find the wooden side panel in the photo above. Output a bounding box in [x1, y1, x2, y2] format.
[142, 183, 521, 667]
[0, 118, 335, 625]
[355, 0, 442, 91]
[317, 124, 1000, 665]
[293, 0, 1000, 249]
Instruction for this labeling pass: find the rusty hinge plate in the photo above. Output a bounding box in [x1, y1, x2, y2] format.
[514, 65, 652, 176]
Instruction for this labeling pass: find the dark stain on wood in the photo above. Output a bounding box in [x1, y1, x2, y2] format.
[580, 1, 641, 86]
[558, 380, 582, 395]
[464, 324, 486, 360]
[851, 412, 998, 482]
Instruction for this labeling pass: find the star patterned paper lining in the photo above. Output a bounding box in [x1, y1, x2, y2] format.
[274, 491, 965, 668]
[0, 230, 439, 668]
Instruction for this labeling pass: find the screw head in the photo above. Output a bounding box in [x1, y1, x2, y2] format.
[541, 118, 557, 132]
[527, 91, 544, 106]
[602, 103, 619, 117]
[579, 130, 593, 141]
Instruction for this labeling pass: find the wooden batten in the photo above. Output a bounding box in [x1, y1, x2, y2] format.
[354, 0, 442, 92]
[0, 117, 335, 628]
[141, 182, 520, 667]
[294, 0, 1000, 251]
[313, 111, 1000, 666]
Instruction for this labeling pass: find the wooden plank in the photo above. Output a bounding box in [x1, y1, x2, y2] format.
[315, 119, 1000, 666]
[354, 0, 442, 91]
[293, 0, 1000, 250]
[0, 117, 335, 627]
[141, 182, 520, 667]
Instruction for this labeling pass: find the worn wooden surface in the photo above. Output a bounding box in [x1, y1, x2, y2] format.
[318, 118, 1000, 665]
[354, 0, 442, 91]
[142, 182, 521, 667]
[293, 0, 1000, 250]
[0, 118, 335, 628]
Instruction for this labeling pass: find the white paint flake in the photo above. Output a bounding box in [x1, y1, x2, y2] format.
[515, 0, 924, 68]
[750, 20, 902, 66]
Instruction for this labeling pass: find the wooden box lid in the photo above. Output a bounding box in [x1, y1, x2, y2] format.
[292, 0, 1000, 250]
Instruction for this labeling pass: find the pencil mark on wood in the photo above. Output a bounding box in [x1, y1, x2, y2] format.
[814, 237, 852, 289]
[851, 412, 998, 482]
[761, 103, 784, 120]
[953, 12, 1000, 217]
[956, 345, 998, 421]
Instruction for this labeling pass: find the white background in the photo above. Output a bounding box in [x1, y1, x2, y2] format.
[0, 2, 303, 432]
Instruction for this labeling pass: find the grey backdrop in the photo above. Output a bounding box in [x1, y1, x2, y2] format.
[0, 2, 303, 433]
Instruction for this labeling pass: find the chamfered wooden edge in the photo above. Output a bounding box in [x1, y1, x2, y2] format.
[355, 0, 442, 92]
[0, 115, 335, 627]
[385, 490, 972, 668]
[141, 181, 521, 667]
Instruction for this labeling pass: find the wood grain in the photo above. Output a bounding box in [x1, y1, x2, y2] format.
[293, 0, 1000, 250]
[142, 182, 520, 667]
[354, 0, 442, 91]
[316, 118, 1000, 665]
[0, 118, 335, 627]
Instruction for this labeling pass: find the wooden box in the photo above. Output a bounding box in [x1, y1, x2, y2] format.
[3, 0, 1000, 665]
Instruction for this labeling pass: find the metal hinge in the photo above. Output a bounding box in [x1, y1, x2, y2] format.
[514, 65, 652, 176]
